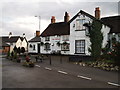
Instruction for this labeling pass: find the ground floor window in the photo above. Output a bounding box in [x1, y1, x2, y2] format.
[44, 43, 50, 50]
[33, 45, 36, 50]
[75, 40, 85, 54]
[61, 43, 70, 51]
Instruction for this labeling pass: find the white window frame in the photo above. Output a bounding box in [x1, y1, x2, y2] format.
[75, 40, 85, 54]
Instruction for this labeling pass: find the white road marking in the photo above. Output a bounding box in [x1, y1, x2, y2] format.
[45, 67, 52, 71]
[108, 82, 120, 87]
[35, 65, 40, 67]
[58, 70, 68, 75]
[77, 75, 92, 80]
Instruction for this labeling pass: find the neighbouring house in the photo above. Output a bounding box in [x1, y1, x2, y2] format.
[0, 38, 10, 54]
[28, 31, 41, 54]
[101, 16, 120, 48]
[40, 7, 110, 56]
[0, 32, 28, 53]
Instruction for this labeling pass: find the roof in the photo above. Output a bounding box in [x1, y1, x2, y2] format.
[69, 10, 96, 23]
[101, 16, 120, 33]
[41, 10, 111, 37]
[0, 38, 10, 47]
[41, 22, 70, 37]
[0, 36, 24, 43]
[28, 36, 41, 42]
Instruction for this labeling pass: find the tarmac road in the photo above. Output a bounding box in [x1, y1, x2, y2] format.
[2, 57, 120, 89]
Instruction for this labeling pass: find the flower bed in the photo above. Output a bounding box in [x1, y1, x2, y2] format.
[22, 61, 34, 67]
[74, 61, 119, 71]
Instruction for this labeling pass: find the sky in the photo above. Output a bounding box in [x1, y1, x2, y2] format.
[0, 0, 119, 40]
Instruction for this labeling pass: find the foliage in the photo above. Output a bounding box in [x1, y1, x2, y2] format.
[13, 46, 17, 53]
[88, 20, 103, 60]
[7, 51, 10, 57]
[17, 47, 21, 54]
[21, 47, 25, 53]
[56, 41, 61, 46]
[40, 42, 44, 46]
[63, 41, 68, 45]
[23, 61, 34, 67]
[13, 52, 17, 59]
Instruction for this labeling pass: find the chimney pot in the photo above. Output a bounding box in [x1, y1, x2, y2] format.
[64, 12, 70, 22]
[51, 16, 56, 24]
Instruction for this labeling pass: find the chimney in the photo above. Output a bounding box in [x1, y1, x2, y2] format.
[64, 12, 70, 22]
[51, 16, 56, 24]
[95, 7, 100, 19]
[36, 31, 40, 37]
[23, 33, 25, 38]
[9, 32, 12, 38]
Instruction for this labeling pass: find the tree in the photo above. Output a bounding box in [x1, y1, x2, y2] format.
[17, 47, 21, 54]
[13, 46, 17, 53]
[21, 47, 25, 53]
[89, 20, 103, 60]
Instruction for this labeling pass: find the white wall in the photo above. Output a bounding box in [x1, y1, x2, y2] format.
[21, 39, 28, 51]
[101, 25, 110, 48]
[28, 42, 38, 53]
[69, 14, 92, 55]
[16, 38, 21, 48]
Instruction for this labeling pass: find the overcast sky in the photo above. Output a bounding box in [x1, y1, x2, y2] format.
[0, 0, 119, 40]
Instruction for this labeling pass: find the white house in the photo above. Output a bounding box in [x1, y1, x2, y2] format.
[101, 16, 120, 49]
[40, 7, 110, 56]
[1, 32, 28, 53]
[28, 31, 41, 54]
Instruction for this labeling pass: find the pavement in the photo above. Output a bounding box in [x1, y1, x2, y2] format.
[2, 55, 120, 88]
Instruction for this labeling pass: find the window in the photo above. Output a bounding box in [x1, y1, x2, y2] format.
[75, 40, 85, 54]
[29, 44, 32, 48]
[33, 45, 35, 50]
[44, 43, 50, 50]
[76, 19, 85, 30]
[61, 43, 70, 51]
[62, 35, 69, 41]
[45, 37, 50, 41]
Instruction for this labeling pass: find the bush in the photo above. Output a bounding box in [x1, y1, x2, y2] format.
[21, 47, 25, 53]
[23, 61, 34, 67]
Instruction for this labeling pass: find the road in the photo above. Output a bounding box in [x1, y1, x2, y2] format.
[2, 57, 120, 88]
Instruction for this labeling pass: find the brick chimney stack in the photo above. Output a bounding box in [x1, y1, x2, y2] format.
[95, 7, 100, 19]
[64, 12, 70, 22]
[36, 31, 40, 37]
[51, 16, 56, 24]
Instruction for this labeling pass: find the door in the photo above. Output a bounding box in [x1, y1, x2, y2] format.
[37, 43, 40, 53]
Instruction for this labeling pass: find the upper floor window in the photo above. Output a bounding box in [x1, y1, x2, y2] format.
[76, 19, 85, 30]
[62, 35, 69, 41]
[45, 36, 50, 41]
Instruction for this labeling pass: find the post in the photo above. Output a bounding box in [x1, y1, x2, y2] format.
[50, 55, 51, 65]
[60, 55, 62, 64]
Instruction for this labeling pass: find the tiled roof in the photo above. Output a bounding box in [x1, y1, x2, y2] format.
[40, 22, 70, 37]
[101, 16, 120, 33]
[0, 36, 24, 43]
[28, 36, 41, 42]
[0, 37, 10, 47]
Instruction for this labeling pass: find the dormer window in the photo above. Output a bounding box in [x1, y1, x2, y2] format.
[76, 19, 85, 30]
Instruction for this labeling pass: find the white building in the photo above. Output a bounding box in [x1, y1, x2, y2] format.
[28, 31, 41, 54]
[1, 33, 28, 53]
[40, 7, 110, 56]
